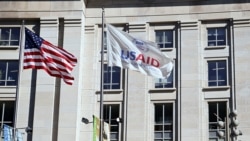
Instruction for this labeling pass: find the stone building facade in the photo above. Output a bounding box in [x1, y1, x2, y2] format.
[0, 0, 249, 141]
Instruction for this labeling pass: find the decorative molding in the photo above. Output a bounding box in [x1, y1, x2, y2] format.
[233, 19, 250, 27]
[40, 18, 58, 27]
[85, 25, 95, 33]
[128, 23, 146, 32]
[180, 21, 198, 30]
[64, 18, 82, 27]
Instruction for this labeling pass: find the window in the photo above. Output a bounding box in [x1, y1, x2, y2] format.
[0, 101, 15, 127]
[0, 61, 19, 86]
[208, 60, 227, 87]
[104, 104, 120, 141]
[154, 103, 173, 141]
[0, 27, 20, 46]
[155, 30, 174, 48]
[207, 27, 226, 47]
[208, 102, 227, 141]
[155, 70, 174, 88]
[104, 64, 121, 90]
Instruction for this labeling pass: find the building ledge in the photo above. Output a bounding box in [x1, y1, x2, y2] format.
[149, 88, 176, 93]
[202, 86, 230, 91]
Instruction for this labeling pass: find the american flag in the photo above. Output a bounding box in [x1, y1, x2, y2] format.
[23, 28, 77, 85]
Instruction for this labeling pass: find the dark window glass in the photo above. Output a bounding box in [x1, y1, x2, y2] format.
[208, 60, 227, 87]
[208, 102, 227, 141]
[104, 64, 120, 90]
[207, 27, 226, 46]
[155, 30, 173, 48]
[0, 27, 20, 46]
[0, 61, 18, 86]
[0, 101, 15, 127]
[154, 103, 173, 141]
[103, 104, 120, 141]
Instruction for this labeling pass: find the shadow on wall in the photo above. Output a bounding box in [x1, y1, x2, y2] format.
[85, 0, 250, 8]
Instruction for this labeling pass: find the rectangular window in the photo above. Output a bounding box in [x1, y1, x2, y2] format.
[155, 70, 174, 88]
[103, 104, 120, 141]
[208, 102, 227, 141]
[154, 103, 173, 141]
[104, 64, 121, 90]
[0, 61, 19, 86]
[0, 101, 15, 127]
[0, 27, 20, 46]
[155, 30, 174, 48]
[208, 60, 227, 87]
[207, 27, 226, 47]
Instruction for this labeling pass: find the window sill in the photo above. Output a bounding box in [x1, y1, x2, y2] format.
[0, 86, 17, 94]
[160, 48, 174, 51]
[202, 86, 230, 91]
[96, 89, 123, 94]
[0, 46, 19, 50]
[149, 88, 176, 93]
[205, 45, 228, 50]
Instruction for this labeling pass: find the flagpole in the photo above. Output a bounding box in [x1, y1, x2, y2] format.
[13, 20, 25, 141]
[99, 8, 105, 141]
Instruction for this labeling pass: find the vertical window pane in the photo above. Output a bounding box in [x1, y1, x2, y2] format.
[0, 62, 7, 80]
[10, 28, 20, 46]
[207, 28, 216, 40]
[0, 101, 15, 127]
[0, 61, 18, 86]
[0, 28, 10, 40]
[164, 104, 173, 123]
[7, 61, 18, 86]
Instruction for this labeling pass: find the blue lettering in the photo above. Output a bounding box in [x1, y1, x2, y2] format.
[130, 51, 136, 60]
[121, 50, 136, 60]
[121, 50, 129, 59]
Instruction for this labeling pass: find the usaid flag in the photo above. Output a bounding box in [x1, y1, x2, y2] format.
[106, 24, 174, 78]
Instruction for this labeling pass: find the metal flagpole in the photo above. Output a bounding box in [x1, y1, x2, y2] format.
[13, 20, 25, 141]
[99, 8, 105, 141]
[1, 103, 5, 138]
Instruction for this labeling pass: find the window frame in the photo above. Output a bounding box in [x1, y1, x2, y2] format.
[103, 64, 122, 90]
[154, 68, 175, 89]
[153, 101, 175, 141]
[207, 27, 227, 47]
[202, 22, 229, 49]
[149, 24, 176, 51]
[207, 100, 228, 141]
[204, 58, 229, 89]
[103, 103, 122, 141]
[0, 26, 21, 49]
[155, 29, 174, 49]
